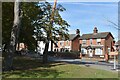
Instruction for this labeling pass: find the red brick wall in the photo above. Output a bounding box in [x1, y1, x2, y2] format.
[105, 34, 114, 53]
[69, 41, 71, 46]
[72, 37, 80, 51]
[92, 39, 97, 45]
[86, 39, 89, 45]
[101, 39, 105, 55]
[79, 40, 82, 44]
[53, 40, 72, 51]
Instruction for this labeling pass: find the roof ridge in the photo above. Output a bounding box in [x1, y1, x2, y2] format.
[82, 32, 110, 35]
[79, 32, 112, 39]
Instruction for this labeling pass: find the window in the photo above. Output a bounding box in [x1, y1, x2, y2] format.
[108, 48, 111, 53]
[60, 41, 64, 46]
[82, 40, 86, 45]
[66, 41, 69, 46]
[56, 41, 58, 45]
[90, 39, 92, 45]
[81, 48, 87, 54]
[54, 41, 58, 47]
[97, 42, 101, 45]
[97, 39, 101, 45]
[60, 42, 62, 46]
[57, 49, 59, 52]
[54, 49, 56, 52]
[95, 48, 102, 55]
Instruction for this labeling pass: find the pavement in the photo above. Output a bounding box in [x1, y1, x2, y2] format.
[48, 56, 120, 72]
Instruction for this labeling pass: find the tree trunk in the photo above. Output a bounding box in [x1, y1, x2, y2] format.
[42, 0, 57, 64]
[4, 0, 21, 71]
[43, 39, 49, 63]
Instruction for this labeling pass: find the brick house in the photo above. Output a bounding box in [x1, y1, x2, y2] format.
[53, 29, 80, 52]
[37, 41, 52, 54]
[16, 43, 28, 51]
[79, 27, 115, 58]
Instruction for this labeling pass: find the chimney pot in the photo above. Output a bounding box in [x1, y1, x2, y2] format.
[76, 29, 80, 35]
[93, 27, 98, 33]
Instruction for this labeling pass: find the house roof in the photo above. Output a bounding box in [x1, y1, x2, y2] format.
[60, 34, 80, 41]
[115, 40, 120, 45]
[68, 34, 80, 41]
[69, 34, 77, 40]
[79, 32, 114, 40]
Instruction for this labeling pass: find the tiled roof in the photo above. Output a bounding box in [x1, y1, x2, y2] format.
[80, 32, 114, 39]
[60, 34, 79, 41]
[69, 34, 76, 40]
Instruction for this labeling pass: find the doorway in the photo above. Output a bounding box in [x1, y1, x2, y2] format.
[88, 49, 93, 57]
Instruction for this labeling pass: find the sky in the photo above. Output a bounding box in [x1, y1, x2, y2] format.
[47, 0, 120, 2]
[54, 2, 119, 41]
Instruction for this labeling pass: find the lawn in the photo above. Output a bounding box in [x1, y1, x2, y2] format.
[2, 56, 118, 78]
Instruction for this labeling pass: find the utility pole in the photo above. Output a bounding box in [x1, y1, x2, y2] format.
[113, 55, 116, 70]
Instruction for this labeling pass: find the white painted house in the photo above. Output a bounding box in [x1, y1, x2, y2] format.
[37, 41, 51, 54]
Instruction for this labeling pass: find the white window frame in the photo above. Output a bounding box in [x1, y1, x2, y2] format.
[97, 39, 101, 45]
[82, 40, 86, 45]
[81, 48, 87, 54]
[66, 40, 69, 46]
[56, 41, 58, 45]
[97, 39, 101, 42]
[95, 48, 102, 55]
[60, 41, 64, 46]
[90, 39, 92, 45]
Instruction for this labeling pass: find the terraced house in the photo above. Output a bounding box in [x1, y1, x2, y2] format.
[37, 27, 115, 59]
[53, 29, 80, 52]
[79, 27, 115, 58]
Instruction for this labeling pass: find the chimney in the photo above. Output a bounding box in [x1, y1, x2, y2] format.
[76, 29, 80, 35]
[93, 27, 98, 33]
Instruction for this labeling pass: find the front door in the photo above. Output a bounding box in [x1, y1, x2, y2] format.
[88, 49, 93, 57]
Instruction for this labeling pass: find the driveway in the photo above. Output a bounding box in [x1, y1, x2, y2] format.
[48, 56, 120, 72]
